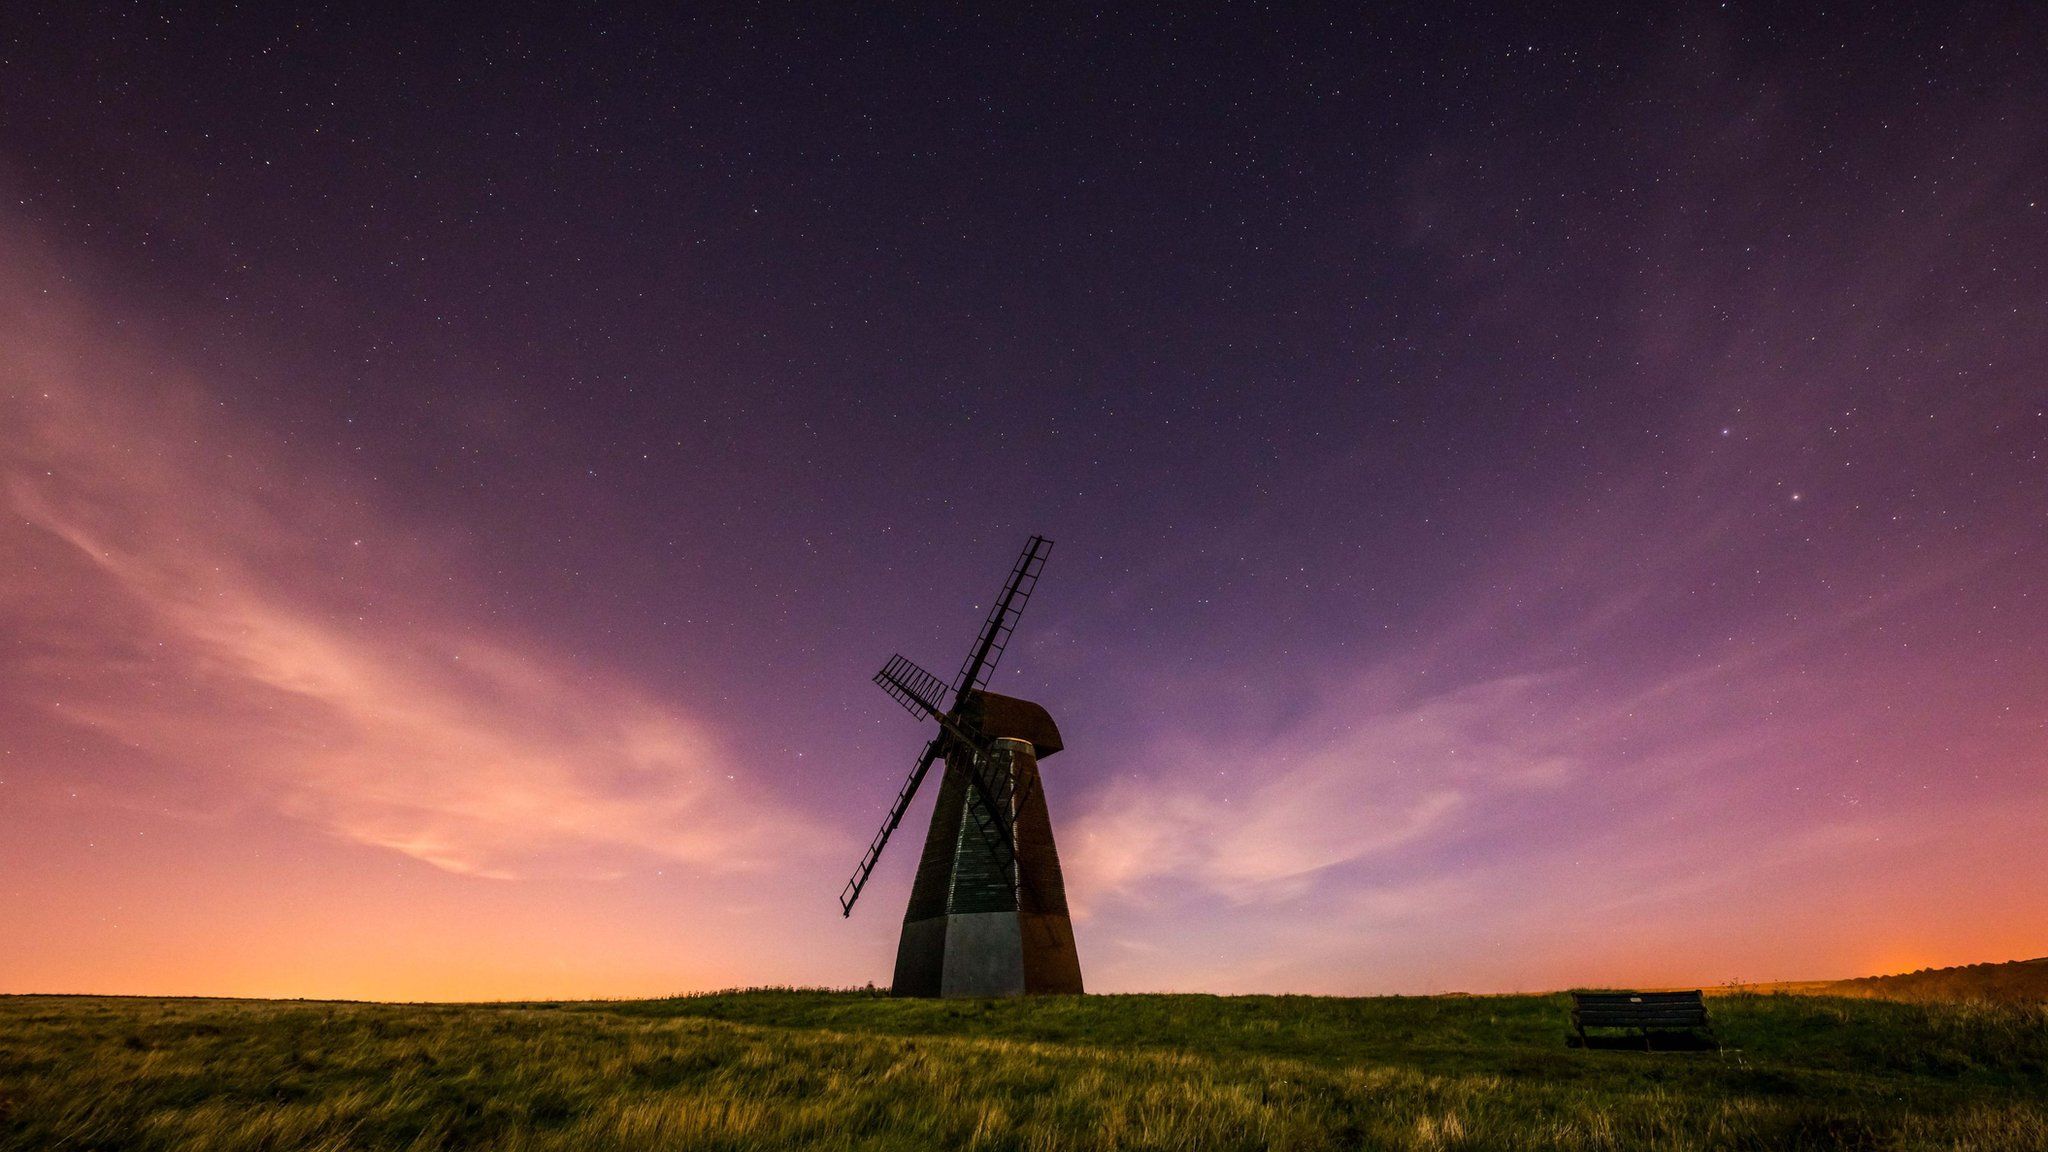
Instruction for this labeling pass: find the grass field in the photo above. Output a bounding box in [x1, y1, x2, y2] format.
[3, 990, 2045, 1150]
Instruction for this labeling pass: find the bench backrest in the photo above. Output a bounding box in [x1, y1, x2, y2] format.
[1571, 990, 1708, 1027]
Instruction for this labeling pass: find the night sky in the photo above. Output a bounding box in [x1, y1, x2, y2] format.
[3, 6, 2044, 999]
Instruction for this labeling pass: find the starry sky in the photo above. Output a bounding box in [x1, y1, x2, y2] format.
[2, 6, 2044, 1000]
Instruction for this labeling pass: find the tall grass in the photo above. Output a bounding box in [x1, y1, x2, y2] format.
[1, 992, 2042, 1150]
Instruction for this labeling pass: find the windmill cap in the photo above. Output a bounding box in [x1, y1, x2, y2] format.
[961, 690, 1063, 758]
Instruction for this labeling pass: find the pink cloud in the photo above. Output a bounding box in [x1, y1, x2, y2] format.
[1, 240, 819, 885]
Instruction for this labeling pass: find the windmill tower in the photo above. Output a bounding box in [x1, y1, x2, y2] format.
[840, 535, 1083, 997]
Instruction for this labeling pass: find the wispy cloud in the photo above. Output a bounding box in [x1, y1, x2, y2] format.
[0, 250, 816, 883]
[1068, 673, 1577, 910]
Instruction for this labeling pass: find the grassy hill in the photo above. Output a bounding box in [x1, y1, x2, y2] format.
[1816, 957, 2048, 1004]
[3, 990, 2045, 1150]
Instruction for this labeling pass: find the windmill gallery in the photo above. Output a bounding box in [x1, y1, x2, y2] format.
[839, 536, 1085, 998]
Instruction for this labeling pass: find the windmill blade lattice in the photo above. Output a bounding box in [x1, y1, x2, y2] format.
[840, 737, 944, 916]
[951, 536, 1052, 706]
[874, 654, 948, 721]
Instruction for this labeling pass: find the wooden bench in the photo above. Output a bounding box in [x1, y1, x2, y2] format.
[1568, 990, 1715, 1049]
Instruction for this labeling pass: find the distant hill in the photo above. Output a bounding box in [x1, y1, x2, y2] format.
[1815, 957, 2048, 1004]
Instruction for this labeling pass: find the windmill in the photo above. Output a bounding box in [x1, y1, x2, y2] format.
[840, 534, 1083, 997]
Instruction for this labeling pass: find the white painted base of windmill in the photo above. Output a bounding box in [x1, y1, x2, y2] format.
[899, 912, 1023, 996]
[894, 911, 1082, 997]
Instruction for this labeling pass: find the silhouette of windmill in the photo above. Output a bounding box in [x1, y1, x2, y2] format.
[840, 535, 1083, 997]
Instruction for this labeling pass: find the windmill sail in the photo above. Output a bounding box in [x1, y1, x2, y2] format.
[951, 536, 1051, 705]
[840, 738, 944, 916]
[874, 654, 948, 721]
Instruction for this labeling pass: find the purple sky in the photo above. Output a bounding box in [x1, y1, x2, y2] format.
[2, 6, 2044, 998]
